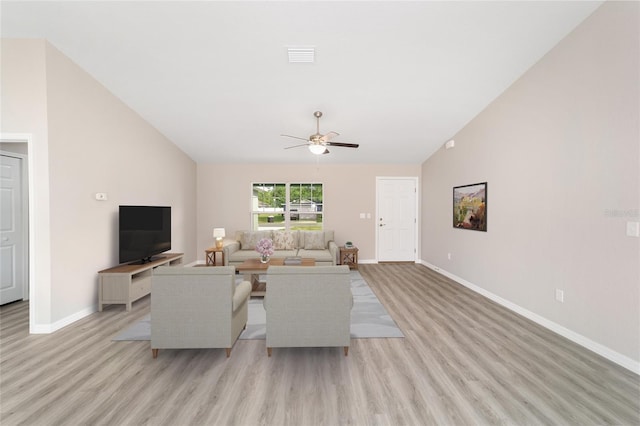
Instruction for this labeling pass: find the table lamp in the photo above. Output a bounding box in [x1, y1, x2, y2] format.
[213, 228, 226, 249]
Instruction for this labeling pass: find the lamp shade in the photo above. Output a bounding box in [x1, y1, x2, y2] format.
[213, 228, 226, 238]
[308, 144, 326, 155]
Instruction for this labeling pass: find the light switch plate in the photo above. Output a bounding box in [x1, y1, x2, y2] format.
[627, 221, 640, 237]
[95, 192, 108, 201]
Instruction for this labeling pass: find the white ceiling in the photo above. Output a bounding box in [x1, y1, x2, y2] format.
[1, 1, 603, 164]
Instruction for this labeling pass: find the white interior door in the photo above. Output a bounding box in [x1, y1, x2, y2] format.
[377, 177, 417, 262]
[1, 155, 25, 305]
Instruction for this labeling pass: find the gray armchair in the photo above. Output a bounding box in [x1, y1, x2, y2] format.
[264, 265, 352, 356]
[151, 266, 251, 358]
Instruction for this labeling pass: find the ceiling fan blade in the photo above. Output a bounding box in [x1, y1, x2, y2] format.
[281, 134, 309, 142]
[320, 131, 340, 142]
[284, 143, 310, 150]
[326, 141, 359, 148]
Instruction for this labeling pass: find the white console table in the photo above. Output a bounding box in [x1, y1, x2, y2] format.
[98, 253, 183, 311]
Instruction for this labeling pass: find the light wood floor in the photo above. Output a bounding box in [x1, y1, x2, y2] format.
[1, 264, 638, 425]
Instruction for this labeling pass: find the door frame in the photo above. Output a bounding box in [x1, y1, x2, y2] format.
[0, 150, 29, 301]
[375, 176, 419, 263]
[1, 134, 36, 332]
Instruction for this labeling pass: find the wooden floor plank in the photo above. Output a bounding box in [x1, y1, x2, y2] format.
[1, 263, 638, 425]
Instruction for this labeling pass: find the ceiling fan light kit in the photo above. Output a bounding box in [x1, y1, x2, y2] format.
[282, 111, 359, 155]
[308, 144, 327, 155]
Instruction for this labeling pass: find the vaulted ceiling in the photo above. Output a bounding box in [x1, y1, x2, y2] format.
[1, 1, 603, 164]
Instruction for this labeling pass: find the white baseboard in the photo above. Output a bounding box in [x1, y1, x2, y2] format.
[418, 259, 640, 375]
[29, 259, 202, 334]
[358, 259, 422, 264]
[30, 306, 96, 334]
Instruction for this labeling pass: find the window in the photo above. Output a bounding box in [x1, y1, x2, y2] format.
[251, 183, 323, 231]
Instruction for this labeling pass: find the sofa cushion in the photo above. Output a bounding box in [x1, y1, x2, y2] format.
[302, 231, 326, 249]
[228, 249, 298, 263]
[239, 230, 273, 250]
[297, 248, 335, 263]
[232, 281, 252, 312]
[228, 250, 264, 263]
[273, 230, 297, 250]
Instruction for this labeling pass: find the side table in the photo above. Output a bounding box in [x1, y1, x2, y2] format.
[205, 247, 225, 266]
[339, 246, 359, 270]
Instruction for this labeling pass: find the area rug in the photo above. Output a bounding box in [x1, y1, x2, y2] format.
[113, 271, 404, 341]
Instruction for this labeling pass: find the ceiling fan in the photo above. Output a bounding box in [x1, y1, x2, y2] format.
[282, 111, 359, 155]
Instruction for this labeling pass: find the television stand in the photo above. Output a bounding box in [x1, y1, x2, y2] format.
[98, 253, 183, 311]
[130, 256, 162, 265]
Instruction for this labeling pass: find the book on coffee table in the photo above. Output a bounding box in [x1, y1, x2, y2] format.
[284, 256, 302, 265]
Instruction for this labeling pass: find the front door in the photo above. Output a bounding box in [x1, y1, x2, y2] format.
[1, 154, 26, 305]
[376, 177, 417, 262]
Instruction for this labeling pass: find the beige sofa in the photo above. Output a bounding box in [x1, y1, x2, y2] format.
[150, 266, 251, 358]
[264, 265, 353, 356]
[223, 230, 339, 266]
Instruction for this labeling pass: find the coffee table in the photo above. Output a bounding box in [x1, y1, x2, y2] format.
[235, 258, 315, 296]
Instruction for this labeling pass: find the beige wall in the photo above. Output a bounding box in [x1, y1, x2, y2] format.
[421, 1, 639, 367]
[197, 163, 420, 262]
[1, 40, 197, 329]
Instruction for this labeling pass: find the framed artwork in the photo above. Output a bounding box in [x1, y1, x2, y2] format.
[453, 182, 487, 231]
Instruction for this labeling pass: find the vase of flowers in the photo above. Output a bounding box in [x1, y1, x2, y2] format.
[256, 238, 274, 263]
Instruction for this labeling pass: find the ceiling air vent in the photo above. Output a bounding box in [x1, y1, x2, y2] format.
[287, 47, 315, 63]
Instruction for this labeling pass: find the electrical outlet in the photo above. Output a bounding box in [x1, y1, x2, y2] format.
[447, 253, 452, 260]
[627, 221, 640, 237]
[555, 289, 564, 303]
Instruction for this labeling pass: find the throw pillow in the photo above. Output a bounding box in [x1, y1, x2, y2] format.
[240, 231, 272, 250]
[303, 231, 326, 250]
[273, 231, 296, 250]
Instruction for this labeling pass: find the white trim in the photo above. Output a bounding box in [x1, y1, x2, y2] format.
[0, 134, 37, 334]
[418, 259, 640, 375]
[375, 176, 419, 263]
[30, 306, 96, 334]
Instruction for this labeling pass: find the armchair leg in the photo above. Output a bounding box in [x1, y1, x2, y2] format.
[344, 346, 349, 356]
[225, 348, 231, 358]
[152, 349, 159, 359]
[267, 347, 272, 357]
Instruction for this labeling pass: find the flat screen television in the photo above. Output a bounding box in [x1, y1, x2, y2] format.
[119, 205, 171, 264]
